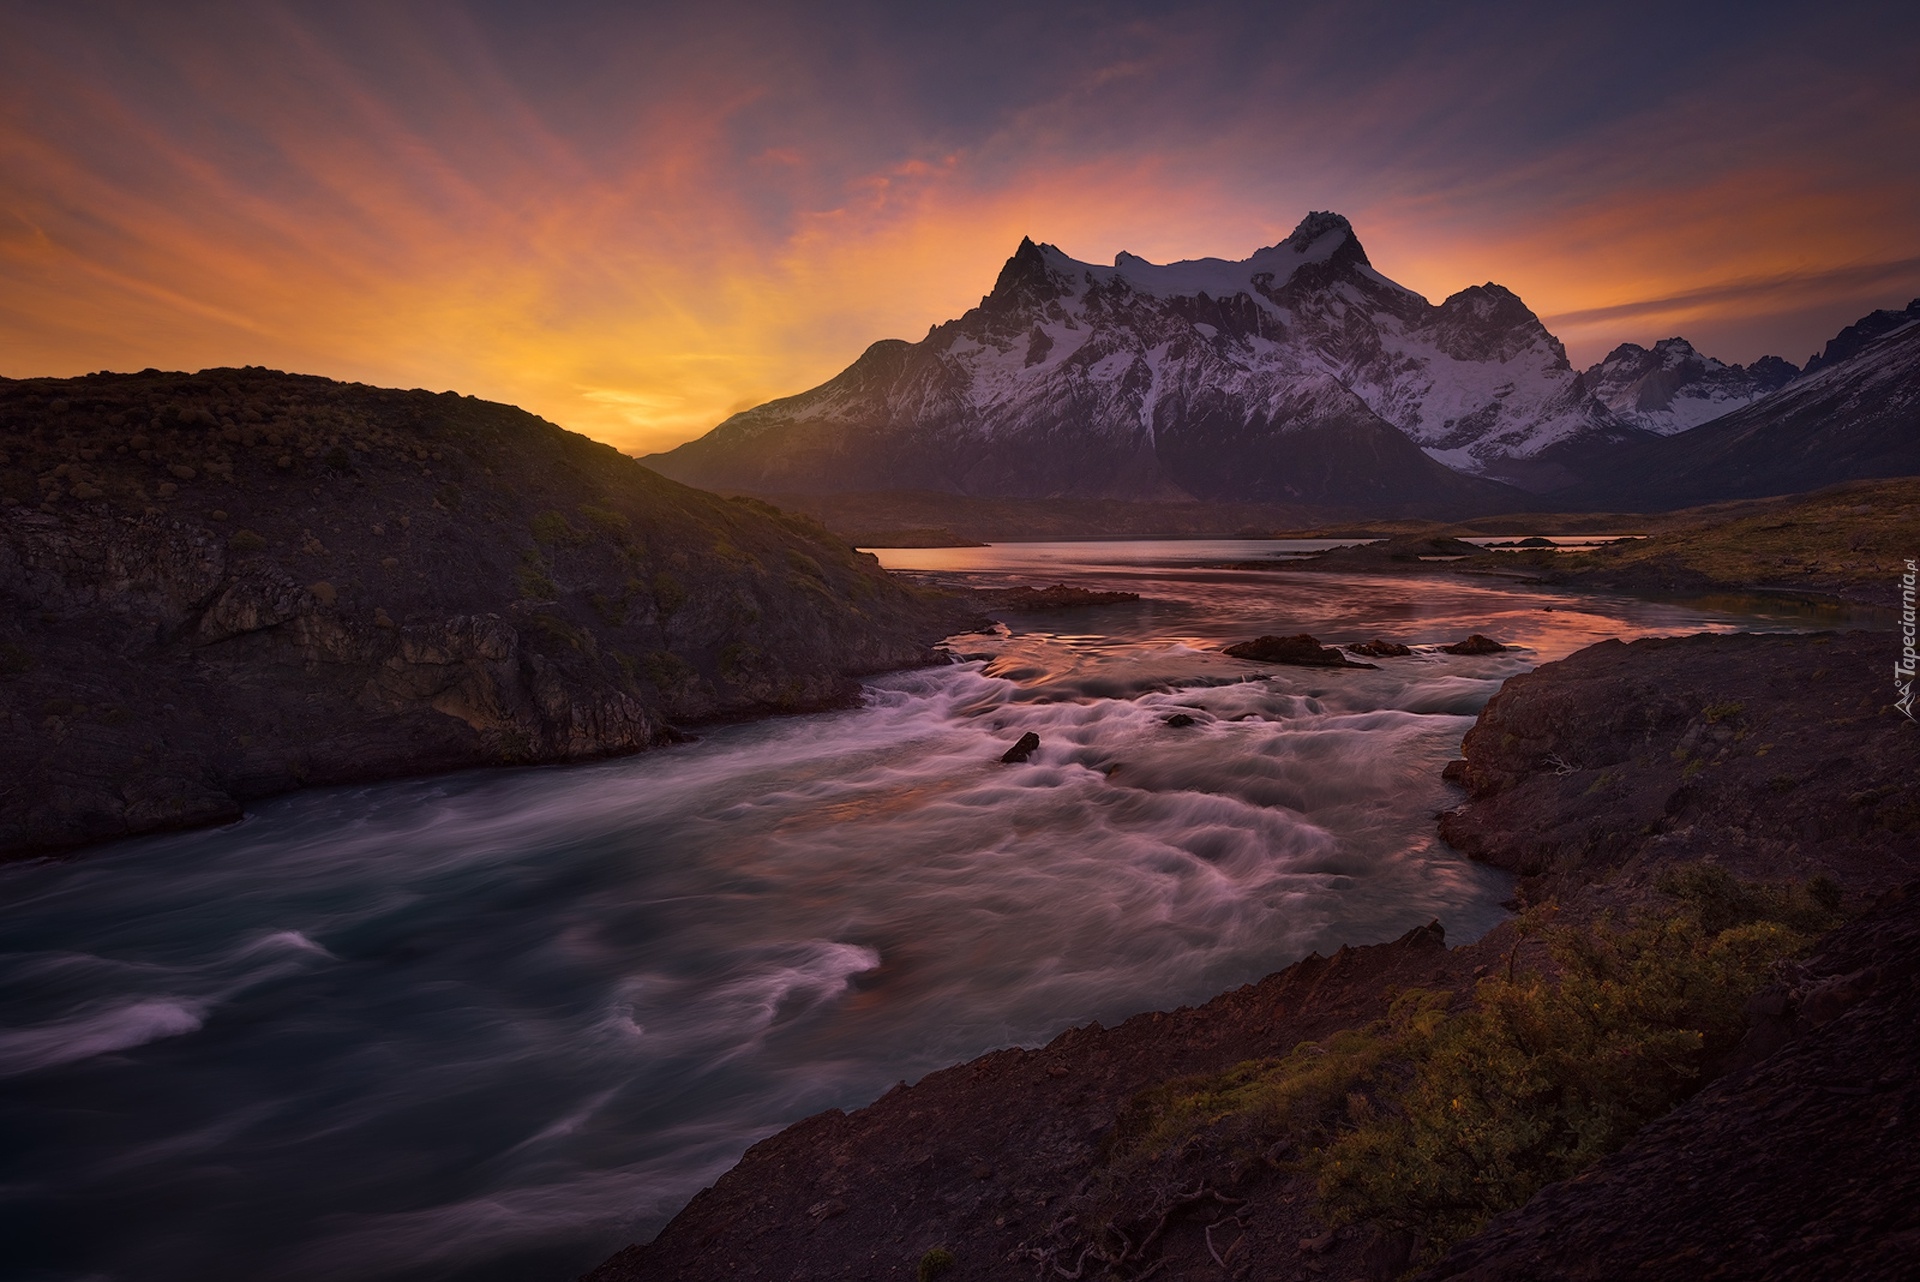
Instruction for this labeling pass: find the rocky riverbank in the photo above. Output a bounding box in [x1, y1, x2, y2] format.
[1272, 478, 1918, 613]
[587, 629, 1917, 1282]
[0, 369, 978, 858]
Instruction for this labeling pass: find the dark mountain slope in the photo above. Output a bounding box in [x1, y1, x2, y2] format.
[1560, 319, 1920, 509]
[1801, 297, 1920, 377]
[0, 368, 970, 858]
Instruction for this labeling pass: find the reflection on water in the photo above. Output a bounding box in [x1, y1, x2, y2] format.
[0, 543, 1834, 1281]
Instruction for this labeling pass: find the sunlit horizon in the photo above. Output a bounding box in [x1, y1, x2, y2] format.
[5, 1, 1917, 455]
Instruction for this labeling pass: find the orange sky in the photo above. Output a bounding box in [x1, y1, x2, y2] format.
[3, 2, 1917, 455]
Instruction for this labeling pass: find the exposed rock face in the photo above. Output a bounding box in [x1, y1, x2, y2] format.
[1441, 634, 1507, 654]
[1579, 337, 1797, 436]
[1349, 638, 1413, 657]
[1223, 633, 1377, 668]
[647, 212, 1623, 503]
[1801, 298, 1920, 377]
[1437, 631, 1917, 898]
[0, 369, 974, 857]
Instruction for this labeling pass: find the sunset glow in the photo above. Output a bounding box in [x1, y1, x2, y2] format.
[4, 1, 1917, 454]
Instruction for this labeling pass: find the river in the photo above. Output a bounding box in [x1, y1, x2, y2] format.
[0, 541, 1838, 1280]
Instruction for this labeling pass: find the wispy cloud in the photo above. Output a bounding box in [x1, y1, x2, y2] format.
[1543, 257, 1920, 329]
[2, 0, 1915, 450]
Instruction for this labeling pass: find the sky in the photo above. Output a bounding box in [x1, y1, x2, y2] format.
[3, 0, 1918, 455]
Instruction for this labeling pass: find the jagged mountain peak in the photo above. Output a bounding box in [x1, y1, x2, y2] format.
[1582, 333, 1792, 436]
[1803, 298, 1920, 376]
[1424, 283, 1565, 366]
[1743, 354, 1800, 392]
[1438, 281, 1529, 315]
[650, 212, 1645, 500]
[985, 236, 1077, 312]
[986, 211, 1379, 312]
[1282, 210, 1364, 260]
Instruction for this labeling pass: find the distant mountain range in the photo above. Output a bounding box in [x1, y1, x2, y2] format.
[647, 213, 1920, 513]
[1564, 315, 1920, 509]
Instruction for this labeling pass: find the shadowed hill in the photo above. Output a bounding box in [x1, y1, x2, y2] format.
[0, 367, 974, 857]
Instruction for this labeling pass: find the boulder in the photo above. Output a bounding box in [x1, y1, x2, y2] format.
[1442, 634, 1507, 655]
[1349, 638, 1413, 657]
[1223, 634, 1378, 669]
[983, 584, 1140, 610]
[1000, 731, 1041, 763]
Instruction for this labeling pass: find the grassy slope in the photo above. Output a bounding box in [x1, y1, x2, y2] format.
[1540, 477, 1920, 608]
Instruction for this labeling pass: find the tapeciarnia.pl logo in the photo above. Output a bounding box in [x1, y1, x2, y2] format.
[1899, 557, 1917, 721]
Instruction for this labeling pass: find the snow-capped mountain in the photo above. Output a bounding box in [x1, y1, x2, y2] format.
[649, 212, 1560, 508]
[1579, 338, 1799, 436]
[657, 212, 1898, 504]
[1564, 310, 1920, 509]
[1801, 298, 1920, 377]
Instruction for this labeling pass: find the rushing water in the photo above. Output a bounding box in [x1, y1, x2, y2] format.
[0, 543, 1839, 1281]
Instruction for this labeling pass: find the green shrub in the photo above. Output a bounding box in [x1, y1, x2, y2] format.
[719, 641, 761, 685]
[785, 547, 825, 579]
[515, 549, 557, 600]
[1312, 870, 1840, 1250]
[588, 590, 628, 626]
[531, 510, 585, 546]
[641, 649, 697, 691]
[1653, 863, 1841, 934]
[578, 503, 630, 537]
[227, 529, 267, 554]
[1104, 867, 1841, 1263]
[916, 1247, 955, 1282]
[532, 612, 592, 654]
[652, 571, 687, 620]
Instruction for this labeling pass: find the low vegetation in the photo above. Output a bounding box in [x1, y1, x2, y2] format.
[1094, 867, 1842, 1266]
[1537, 477, 1920, 605]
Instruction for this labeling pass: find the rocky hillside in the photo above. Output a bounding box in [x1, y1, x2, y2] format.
[1437, 631, 1915, 904]
[587, 630, 1917, 1282]
[0, 368, 973, 858]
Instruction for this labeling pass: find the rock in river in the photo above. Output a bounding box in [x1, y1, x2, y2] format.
[1000, 731, 1041, 763]
[1223, 634, 1378, 669]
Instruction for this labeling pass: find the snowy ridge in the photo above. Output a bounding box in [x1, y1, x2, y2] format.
[1581, 338, 1798, 436]
[648, 212, 1875, 502]
[1563, 315, 1920, 508]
